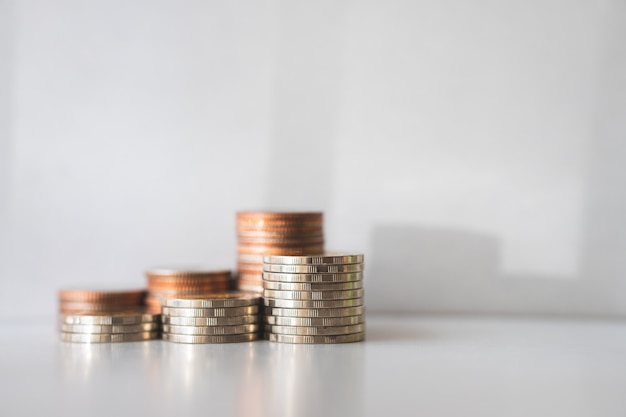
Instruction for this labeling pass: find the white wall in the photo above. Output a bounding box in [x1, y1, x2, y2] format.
[1, 0, 625, 318]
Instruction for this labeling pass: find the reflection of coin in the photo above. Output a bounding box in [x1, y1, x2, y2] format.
[162, 293, 260, 308]
[162, 306, 258, 317]
[60, 312, 161, 325]
[60, 322, 160, 334]
[263, 253, 364, 265]
[163, 315, 259, 326]
[263, 263, 363, 274]
[265, 323, 365, 336]
[266, 306, 365, 318]
[264, 315, 364, 327]
[263, 298, 364, 309]
[60, 331, 160, 343]
[163, 324, 259, 335]
[162, 333, 258, 344]
[268, 332, 365, 344]
[262, 272, 363, 283]
[263, 289, 364, 300]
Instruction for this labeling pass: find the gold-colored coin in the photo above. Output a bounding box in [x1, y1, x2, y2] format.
[163, 324, 259, 335]
[268, 332, 365, 344]
[161, 305, 259, 317]
[162, 333, 258, 344]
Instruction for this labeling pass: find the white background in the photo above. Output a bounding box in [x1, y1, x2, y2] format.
[1, 0, 625, 318]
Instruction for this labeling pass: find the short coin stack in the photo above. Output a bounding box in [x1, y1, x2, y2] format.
[263, 252, 366, 344]
[58, 288, 146, 314]
[59, 311, 161, 343]
[236, 212, 325, 293]
[145, 268, 232, 313]
[161, 292, 261, 343]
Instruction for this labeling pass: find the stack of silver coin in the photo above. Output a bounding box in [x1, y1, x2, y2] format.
[59, 311, 161, 343]
[262, 252, 365, 344]
[161, 292, 261, 343]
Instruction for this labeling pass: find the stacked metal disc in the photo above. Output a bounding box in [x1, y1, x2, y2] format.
[145, 268, 232, 313]
[161, 292, 261, 343]
[58, 288, 146, 314]
[262, 252, 366, 344]
[59, 311, 161, 343]
[236, 212, 325, 293]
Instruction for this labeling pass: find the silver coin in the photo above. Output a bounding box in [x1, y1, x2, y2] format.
[60, 331, 160, 343]
[163, 324, 259, 335]
[60, 322, 160, 334]
[264, 315, 365, 327]
[267, 306, 366, 318]
[262, 272, 363, 283]
[268, 332, 365, 344]
[263, 289, 364, 300]
[263, 252, 364, 265]
[263, 263, 363, 274]
[162, 306, 259, 317]
[262, 280, 362, 291]
[265, 323, 365, 336]
[162, 293, 260, 308]
[162, 333, 258, 344]
[163, 315, 259, 326]
[263, 297, 364, 309]
[60, 312, 161, 326]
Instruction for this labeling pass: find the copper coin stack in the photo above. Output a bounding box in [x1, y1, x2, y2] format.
[145, 267, 232, 313]
[236, 212, 325, 293]
[263, 252, 366, 344]
[58, 288, 147, 314]
[161, 292, 261, 344]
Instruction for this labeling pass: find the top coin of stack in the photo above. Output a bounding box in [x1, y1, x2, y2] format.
[58, 287, 147, 314]
[236, 212, 325, 293]
[262, 252, 365, 344]
[145, 267, 232, 313]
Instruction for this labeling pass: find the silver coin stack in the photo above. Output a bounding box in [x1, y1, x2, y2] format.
[263, 252, 366, 344]
[59, 312, 161, 343]
[161, 292, 261, 343]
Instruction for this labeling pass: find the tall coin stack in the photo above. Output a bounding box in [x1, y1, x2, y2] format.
[59, 311, 161, 343]
[236, 212, 325, 293]
[161, 293, 261, 343]
[145, 268, 232, 313]
[58, 288, 147, 314]
[262, 253, 366, 344]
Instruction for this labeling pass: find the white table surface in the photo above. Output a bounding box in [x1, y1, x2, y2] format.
[1, 314, 625, 417]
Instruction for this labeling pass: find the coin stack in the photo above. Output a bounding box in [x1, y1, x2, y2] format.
[236, 212, 325, 293]
[161, 292, 261, 343]
[262, 253, 366, 344]
[145, 268, 232, 313]
[58, 288, 147, 314]
[59, 311, 161, 343]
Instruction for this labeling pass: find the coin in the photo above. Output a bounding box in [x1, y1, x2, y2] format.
[162, 333, 258, 344]
[163, 324, 259, 335]
[265, 323, 365, 336]
[162, 293, 260, 308]
[267, 332, 365, 344]
[237, 283, 263, 293]
[60, 312, 161, 325]
[163, 315, 259, 326]
[263, 298, 364, 309]
[262, 280, 362, 291]
[263, 252, 364, 265]
[266, 306, 365, 318]
[263, 289, 364, 300]
[59, 303, 145, 313]
[60, 331, 160, 343]
[237, 236, 325, 245]
[161, 305, 259, 317]
[60, 322, 160, 334]
[145, 267, 231, 277]
[59, 289, 146, 302]
[237, 212, 323, 222]
[262, 272, 363, 283]
[237, 245, 325, 255]
[264, 315, 365, 327]
[263, 263, 363, 273]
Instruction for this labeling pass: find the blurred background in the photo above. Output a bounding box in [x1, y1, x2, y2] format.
[0, 0, 625, 319]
